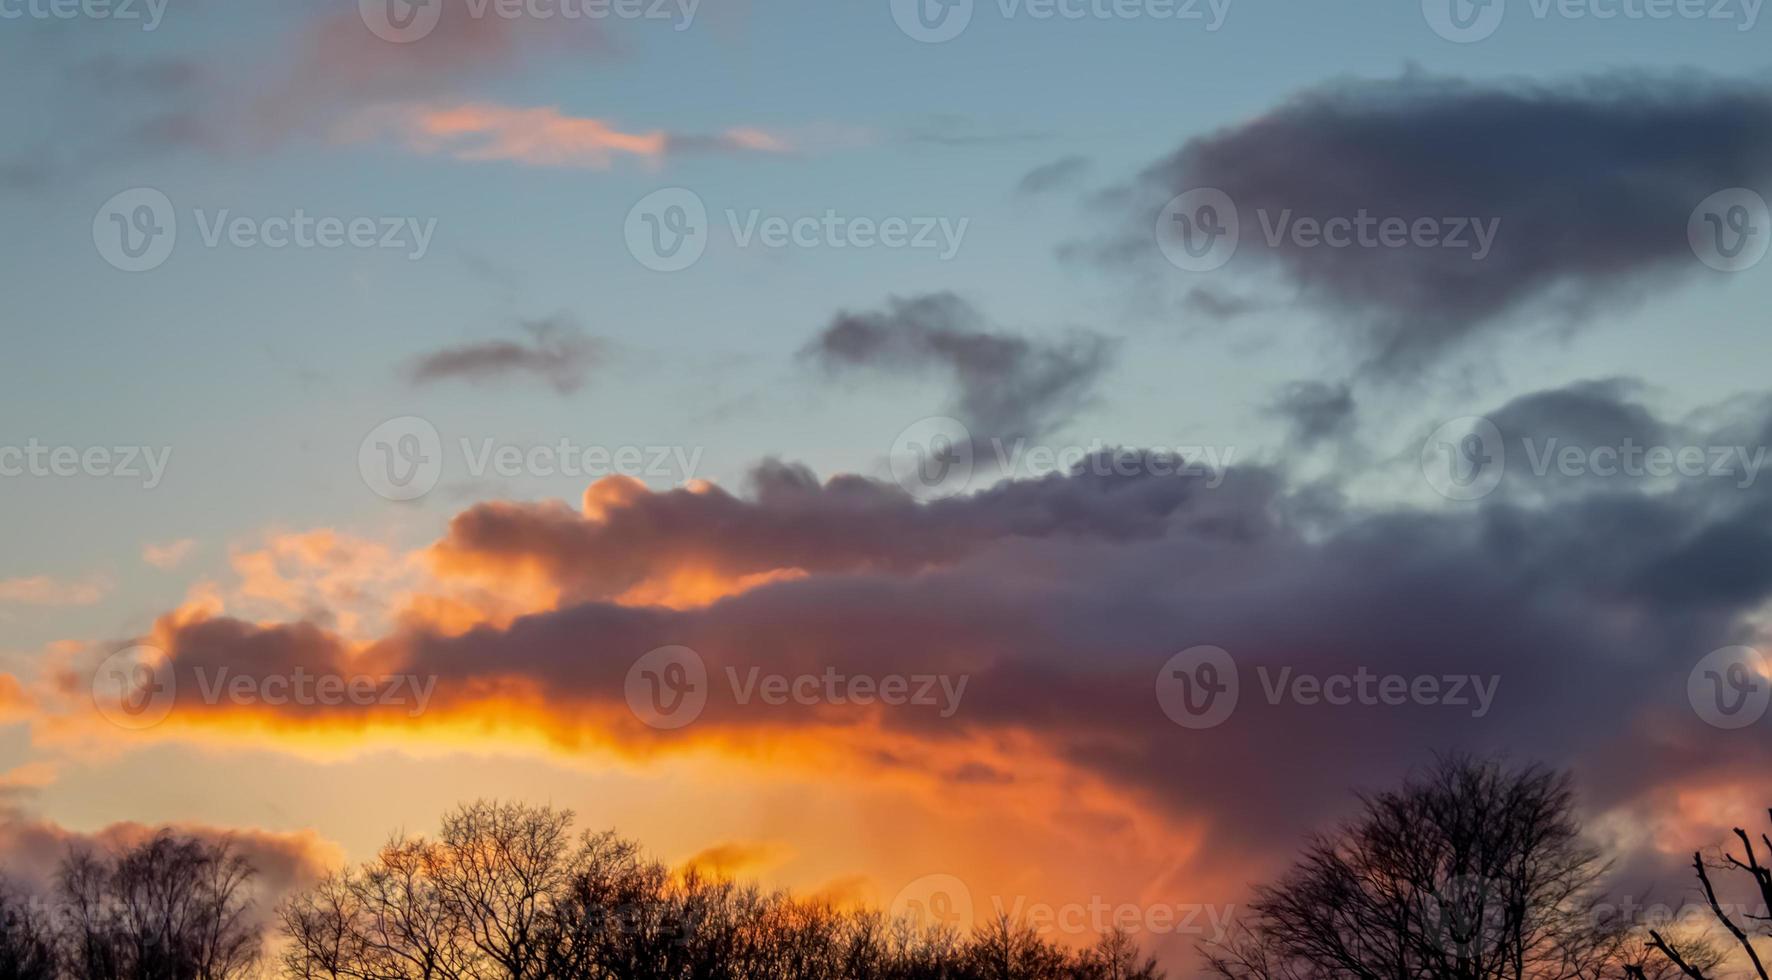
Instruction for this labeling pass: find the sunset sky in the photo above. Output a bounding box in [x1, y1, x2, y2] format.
[3, 0, 1772, 969]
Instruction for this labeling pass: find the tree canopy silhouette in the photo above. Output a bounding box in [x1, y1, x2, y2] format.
[1201, 755, 1686, 980]
[279, 799, 1164, 980]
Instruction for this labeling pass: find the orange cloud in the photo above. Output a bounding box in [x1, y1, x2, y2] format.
[0, 674, 35, 723]
[0, 762, 57, 791]
[142, 538, 197, 570]
[339, 102, 789, 169]
[679, 840, 792, 878]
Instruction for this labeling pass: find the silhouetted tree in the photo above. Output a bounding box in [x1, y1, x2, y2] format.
[1079, 928, 1163, 980]
[1638, 808, 1772, 980]
[57, 831, 260, 980]
[0, 876, 55, 980]
[1203, 755, 1636, 980]
[281, 800, 1165, 980]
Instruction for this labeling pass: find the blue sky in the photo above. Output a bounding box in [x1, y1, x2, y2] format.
[3, 0, 1772, 967]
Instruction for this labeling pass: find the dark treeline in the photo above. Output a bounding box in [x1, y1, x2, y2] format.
[278, 801, 1163, 980]
[4, 756, 1770, 980]
[0, 831, 259, 980]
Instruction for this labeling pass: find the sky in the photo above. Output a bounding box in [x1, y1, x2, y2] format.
[3, 0, 1772, 969]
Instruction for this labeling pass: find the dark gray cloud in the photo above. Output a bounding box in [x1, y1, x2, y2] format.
[408, 315, 601, 394]
[1089, 72, 1772, 376]
[801, 293, 1116, 443]
[1266, 380, 1356, 446]
[435, 452, 1251, 606]
[135, 378, 1772, 895]
[1017, 154, 1091, 196]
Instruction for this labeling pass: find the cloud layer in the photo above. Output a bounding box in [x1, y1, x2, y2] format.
[21, 377, 1772, 931]
[1089, 72, 1772, 375]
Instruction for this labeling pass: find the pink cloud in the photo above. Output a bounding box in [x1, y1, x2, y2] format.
[142, 539, 197, 571]
[340, 101, 789, 168]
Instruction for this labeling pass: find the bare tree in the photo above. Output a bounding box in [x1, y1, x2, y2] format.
[1079, 927, 1164, 980]
[1638, 809, 1772, 980]
[1204, 755, 1629, 980]
[57, 831, 261, 980]
[280, 800, 1169, 980]
[0, 876, 55, 980]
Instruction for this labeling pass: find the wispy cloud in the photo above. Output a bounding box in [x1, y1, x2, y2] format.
[340, 102, 790, 169]
[142, 539, 197, 571]
[801, 293, 1116, 443]
[408, 315, 603, 394]
[0, 575, 109, 607]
